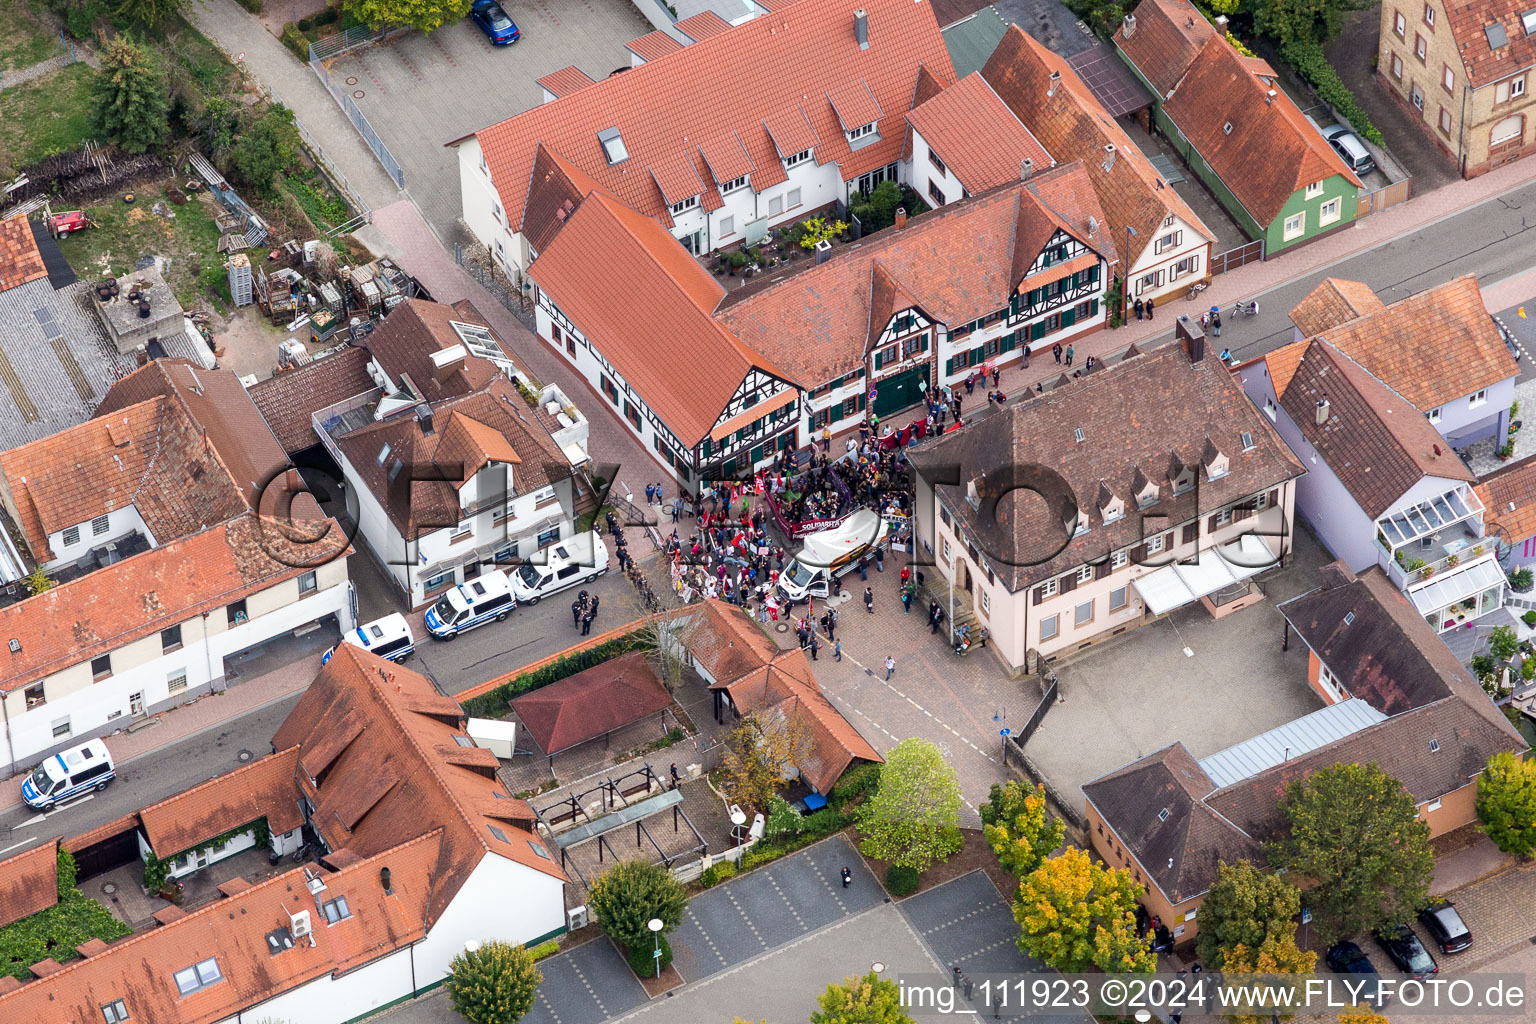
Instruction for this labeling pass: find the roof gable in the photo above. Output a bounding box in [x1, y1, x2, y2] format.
[904, 71, 1053, 194]
[0, 219, 48, 293]
[1287, 277, 1387, 338]
[1114, 0, 1216, 96]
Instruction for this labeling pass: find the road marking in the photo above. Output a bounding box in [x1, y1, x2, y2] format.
[685, 907, 728, 966]
[764, 869, 808, 931]
[0, 837, 39, 856]
[724, 887, 768, 949]
[567, 952, 609, 1015]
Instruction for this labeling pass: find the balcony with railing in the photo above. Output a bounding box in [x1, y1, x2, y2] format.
[312, 388, 383, 464]
[1376, 484, 1486, 588]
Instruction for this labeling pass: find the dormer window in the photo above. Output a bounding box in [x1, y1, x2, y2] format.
[1073, 511, 1090, 538]
[784, 148, 813, 168]
[1097, 481, 1124, 525]
[1168, 454, 1195, 496]
[670, 195, 700, 215]
[847, 122, 877, 142]
[1203, 438, 1230, 480]
[720, 175, 749, 193]
[598, 127, 628, 165]
[966, 477, 982, 511]
[1133, 468, 1159, 509]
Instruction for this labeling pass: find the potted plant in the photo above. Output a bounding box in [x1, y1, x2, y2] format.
[1446, 553, 1460, 567]
[1498, 442, 1515, 460]
[1421, 564, 1436, 579]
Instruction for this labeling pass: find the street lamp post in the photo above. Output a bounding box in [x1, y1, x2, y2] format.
[648, 918, 664, 979]
[1123, 225, 1138, 325]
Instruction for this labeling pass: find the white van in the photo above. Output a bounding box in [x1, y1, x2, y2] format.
[22, 739, 115, 810]
[777, 509, 887, 602]
[510, 533, 609, 604]
[324, 613, 415, 664]
[425, 570, 516, 639]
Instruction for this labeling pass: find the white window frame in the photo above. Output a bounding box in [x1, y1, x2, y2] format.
[1424, 2, 1434, 25]
[1254, 490, 1270, 511]
[1077, 565, 1094, 583]
[1111, 550, 1128, 569]
[941, 536, 951, 562]
[1216, 508, 1232, 527]
[1426, 406, 1442, 423]
[719, 215, 735, 237]
[1443, 65, 1455, 92]
[783, 148, 812, 168]
[1074, 599, 1094, 627]
[1147, 534, 1165, 554]
[1040, 613, 1060, 641]
[1040, 577, 1058, 598]
[1422, 797, 1442, 813]
[1319, 196, 1342, 226]
[1304, 180, 1323, 199]
[298, 570, 318, 595]
[787, 187, 802, 208]
[669, 195, 699, 215]
[1283, 212, 1305, 240]
[981, 591, 990, 614]
[847, 122, 877, 142]
[1470, 388, 1488, 407]
[1394, 10, 1406, 35]
[1514, 77, 1528, 98]
[173, 958, 223, 996]
[720, 175, 748, 193]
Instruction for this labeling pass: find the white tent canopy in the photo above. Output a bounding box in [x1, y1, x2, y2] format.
[1132, 534, 1273, 617]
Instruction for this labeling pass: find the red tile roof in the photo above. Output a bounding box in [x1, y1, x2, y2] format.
[716, 167, 1115, 387]
[626, 29, 685, 61]
[982, 27, 1213, 271]
[1445, 0, 1536, 87]
[762, 104, 821, 158]
[510, 651, 673, 754]
[248, 347, 377, 454]
[698, 131, 757, 185]
[0, 831, 444, 1024]
[826, 78, 885, 130]
[138, 747, 304, 858]
[1476, 457, 1536, 547]
[0, 219, 47, 293]
[649, 150, 709, 206]
[0, 840, 58, 929]
[1288, 277, 1387, 338]
[1150, 25, 1359, 224]
[0, 514, 351, 694]
[522, 144, 609, 254]
[1113, 0, 1215, 96]
[676, 10, 732, 38]
[470, 0, 955, 231]
[365, 299, 507, 403]
[528, 191, 793, 445]
[272, 645, 563, 927]
[537, 64, 597, 98]
[904, 71, 1053, 194]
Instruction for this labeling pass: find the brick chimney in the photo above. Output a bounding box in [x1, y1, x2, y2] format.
[1175, 314, 1205, 363]
[894, 207, 907, 229]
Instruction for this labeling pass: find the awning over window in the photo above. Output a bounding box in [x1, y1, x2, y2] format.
[1132, 534, 1272, 616]
[1407, 557, 1505, 615]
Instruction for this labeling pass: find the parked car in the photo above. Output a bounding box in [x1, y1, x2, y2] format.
[1321, 124, 1376, 177]
[509, 533, 609, 604]
[425, 570, 516, 639]
[323, 612, 415, 664]
[1418, 902, 1473, 954]
[1374, 923, 1438, 978]
[1325, 941, 1388, 1007]
[469, 0, 520, 44]
[21, 739, 115, 811]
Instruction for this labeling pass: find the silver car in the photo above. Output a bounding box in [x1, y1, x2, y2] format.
[1321, 124, 1376, 177]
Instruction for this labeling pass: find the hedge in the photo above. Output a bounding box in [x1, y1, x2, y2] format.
[459, 631, 645, 717]
[280, 23, 310, 60]
[885, 864, 919, 897]
[1281, 41, 1385, 147]
[235, 0, 264, 12]
[527, 939, 561, 960]
[626, 933, 672, 975]
[829, 762, 881, 805]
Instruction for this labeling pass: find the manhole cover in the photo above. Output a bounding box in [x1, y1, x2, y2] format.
[345, 76, 358, 85]
[237, 749, 254, 762]
[775, 623, 789, 632]
[353, 90, 366, 99]
[101, 883, 116, 895]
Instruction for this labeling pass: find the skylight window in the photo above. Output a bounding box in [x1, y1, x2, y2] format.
[322, 896, 352, 924]
[376, 443, 392, 465]
[598, 127, 628, 165]
[1222, 121, 1233, 134]
[1487, 21, 1509, 47]
[1240, 431, 1255, 452]
[173, 958, 222, 996]
[488, 825, 510, 842]
[1523, 9, 1536, 35]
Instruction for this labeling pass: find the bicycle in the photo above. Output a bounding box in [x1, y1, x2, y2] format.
[1232, 300, 1259, 318]
[1185, 280, 1208, 301]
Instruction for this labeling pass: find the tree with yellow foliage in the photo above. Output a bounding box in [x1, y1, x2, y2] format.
[1219, 934, 1315, 1024]
[981, 781, 1065, 878]
[810, 972, 912, 1024]
[1012, 846, 1153, 974]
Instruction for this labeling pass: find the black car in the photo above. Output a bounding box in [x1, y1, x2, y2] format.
[1325, 941, 1388, 1007]
[1418, 902, 1473, 954]
[1375, 923, 1438, 978]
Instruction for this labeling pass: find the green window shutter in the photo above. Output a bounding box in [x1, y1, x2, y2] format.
[1090, 264, 1100, 283]
[750, 445, 763, 464]
[857, 394, 866, 411]
[1030, 321, 1046, 342]
[1090, 299, 1099, 316]
[1001, 332, 1016, 353]
[1061, 307, 1077, 328]
[874, 350, 884, 371]
[971, 345, 984, 363]
[945, 357, 954, 375]
[1030, 288, 1042, 306]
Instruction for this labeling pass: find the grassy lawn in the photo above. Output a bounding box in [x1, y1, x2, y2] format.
[56, 188, 227, 307]
[0, 2, 61, 73]
[0, 61, 94, 167]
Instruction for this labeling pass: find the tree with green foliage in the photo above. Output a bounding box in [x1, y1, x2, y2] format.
[112, 0, 183, 29]
[23, 566, 56, 597]
[1490, 625, 1521, 663]
[231, 106, 298, 198]
[1269, 763, 1434, 943]
[444, 940, 541, 1024]
[1253, 0, 1369, 46]
[1195, 861, 1302, 970]
[981, 781, 1065, 878]
[587, 860, 688, 952]
[344, 0, 471, 32]
[55, 847, 79, 901]
[857, 737, 962, 872]
[1012, 846, 1154, 974]
[810, 971, 913, 1024]
[1476, 751, 1536, 858]
[90, 38, 170, 155]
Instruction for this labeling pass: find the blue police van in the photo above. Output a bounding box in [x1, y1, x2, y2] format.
[21, 739, 115, 811]
[424, 570, 516, 639]
[323, 613, 416, 664]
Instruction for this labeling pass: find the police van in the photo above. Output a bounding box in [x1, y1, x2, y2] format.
[323, 613, 415, 664]
[21, 739, 115, 811]
[510, 533, 610, 604]
[424, 570, 516, 639]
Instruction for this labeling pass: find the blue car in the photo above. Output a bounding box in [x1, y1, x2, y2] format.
[470, 0, 519, 44]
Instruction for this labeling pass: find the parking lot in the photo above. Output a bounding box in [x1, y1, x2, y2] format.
[323, 0, 652, 237]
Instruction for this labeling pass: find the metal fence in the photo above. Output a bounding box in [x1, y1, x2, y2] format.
[290, 115, 373, 229]
[1209, 238, 1264, 276]
[308, 36, 406, 188]
[0, 31, 81, 92]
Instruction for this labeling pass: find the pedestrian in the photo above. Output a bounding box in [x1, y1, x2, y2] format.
[580, 610, 594, 636]
[645, 483, 655, 505]
[1219, 346, 1232, 365]
[874, 545, 884, 572]
[1052, 343, 1063, 364]
[899, 565, 911, 586]
[571, 592, 586, 629]
[902, 589, 913, 614]
[1212, 310, 1222, 338]
[1065, 344, 1074, 366]
[952, 966, 962, 989]
[964, 372, 975, 395]
[1022, 344, 1031, 369]
[1146, 297, 1155, 320]
[1134, 297, 1144, 321]
[834, 639, 843, 661]
[810, 636, 820, 661]
[992, 366, 1001, 387]
[670, 763, 680, 787]
[952, 396, 962, 420]
[841, 866, 852, 888]
[864, 586, 874, 614]
[671, 498, 681, 523]
[821, 426, 831, 452]
[884, 655, 895, 680]
[654, 482, 663, 504]
[858, 556, 868, 580]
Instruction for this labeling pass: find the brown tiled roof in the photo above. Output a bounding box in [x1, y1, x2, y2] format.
[522, 144, 608, 254]
[0, 831, 443, 1024]
[272, 645, 564, 928]
[717, 168, 1115, 388]
[1113, 0, 1216, 96]
[0, 396, 249, 560]
[0, 514, 351, 693]
[0, 840, 59, 929]
[1157, 32, 1359, 225]
[626, 28, 685, 62]
[680, 599, 781, 681]
[0, 219, 47, 293]
[94, 359, 289, 509]
[335, 375, 565, 539]
[907, 340, 1304, 591]
[1475, 457, 1536, 547]
[1084, 744, 1259, 904]
[248, 347, 376, 454]
[471, 0, 955, 231]
[366, 299, 506, 403]
[536, 64, 597, 98]
[983, 27, 1213, 271]
[904, 71, 1053, 194]
[528, 190, 793, 445]
[1277, 339, 1474, 518]
[511, 651, 673, 754]
[676, 10, 732, 39]
[1445, 0, 1536, 87]
[1307, 276, 1518, 413]
[1288, 277, 1387, 338]
[138, 747, 304, 858]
